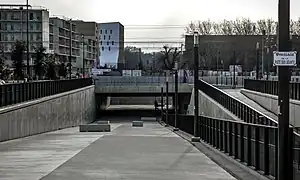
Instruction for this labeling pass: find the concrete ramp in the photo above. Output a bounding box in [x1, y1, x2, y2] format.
[187, 88, 240, 121]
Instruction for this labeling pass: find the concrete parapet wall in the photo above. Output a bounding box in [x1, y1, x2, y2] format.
[187, 88, 239, 121]
[0, 85, 95, 142]
[241, 89, 300, 127]
[95, 84, 193, 94]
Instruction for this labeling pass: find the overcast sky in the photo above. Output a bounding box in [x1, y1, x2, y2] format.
[3, 0, 300, 49]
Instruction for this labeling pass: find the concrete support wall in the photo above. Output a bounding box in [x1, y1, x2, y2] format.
[187, 88, 239, 120]
[0, 86, 95, 142]
[241, 89, 300, 128]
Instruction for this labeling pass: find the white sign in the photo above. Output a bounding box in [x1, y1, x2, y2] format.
[122, 70, 132, 76]
[132, 70, 142, 76]
[273, 51, 297, 66]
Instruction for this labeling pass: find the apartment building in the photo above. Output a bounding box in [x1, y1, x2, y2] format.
[49, 17, 81, 72]
[0, 5, 50, 67]
[72, 20, 99, 74]
[98, 22, 124, 69]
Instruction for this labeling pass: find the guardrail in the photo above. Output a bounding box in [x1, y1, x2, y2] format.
[161, 113, 300, 180]
[244, 79, 300, 101]
[197, 79, 278, 126]
[0, 78, 93, 108]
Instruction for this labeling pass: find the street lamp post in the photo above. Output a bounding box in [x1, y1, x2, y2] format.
[256, 42, 260, 80]
[266, 47, 270, 80]
[173, 61, 179, 131]
[166, 74, 169, 126]
[277, 0, 293, 179]
[192, 32, 200, 142]
[26, 0, 30, 79]
[160, 85, 164, 123]
[81, 34, 85, 76]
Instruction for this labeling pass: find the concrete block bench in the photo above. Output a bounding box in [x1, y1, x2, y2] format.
[132, 121, 143, 127]
[141, 117, 156, 121]
[79, 123, 111, 132]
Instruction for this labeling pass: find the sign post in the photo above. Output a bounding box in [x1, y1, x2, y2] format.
[277, 0, 294, 178]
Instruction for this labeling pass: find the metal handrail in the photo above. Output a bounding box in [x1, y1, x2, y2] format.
[198, 79, 278, 125]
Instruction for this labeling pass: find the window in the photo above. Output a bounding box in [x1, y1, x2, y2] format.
[100, 41, 102, 45]
[11, 34, 14, 41]
[30, 24, 33, 30]
[108, 35, 110, 40]
[112, 41, 114, 45]
[104, 35, 106, 40]
[29, 13, 34, 20]
[108, 46, 111, 51]
[30, 34, 34, 41]
[102, 47, 104, 51]
[105, 29, 107, 34]
[107, 41, 109, 45]
[110, 29, 112, 34]
[11, 24, 14, 30]
[36, 23, 41, 30]
[100, 29, 102, 34]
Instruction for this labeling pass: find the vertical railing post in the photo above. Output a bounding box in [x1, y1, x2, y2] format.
[240, 123, 245, 162]
[234, 122, 239, 159]
[264, 126, 270, 175]
[229, 121, 233, 156]
[255, 126, 260, 170]
[247, 125, 252, 166]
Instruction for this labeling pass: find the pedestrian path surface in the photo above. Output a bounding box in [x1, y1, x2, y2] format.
[223, 89, 278, 121]
[0, 121, 235, 180]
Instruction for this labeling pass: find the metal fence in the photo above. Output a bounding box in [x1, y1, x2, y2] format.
[197, 79, 278, 126]
[162, 113, 300, 180]
[0, 78, 93, 108]
[244, 79, 300, 101]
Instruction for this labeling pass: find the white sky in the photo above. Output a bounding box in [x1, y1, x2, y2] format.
[2, 0, 300, 49]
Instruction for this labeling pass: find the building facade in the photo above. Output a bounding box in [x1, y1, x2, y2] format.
[49, 17, 81, 72]
[98, 22, 124, 69]
[72, 20, 99, 74]
[0, 5, 49, 67]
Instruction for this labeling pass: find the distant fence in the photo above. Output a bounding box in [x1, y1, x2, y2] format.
[244, 79, 300, 101]
[162, 113, 300, 180]
[0, 78, 93, 108]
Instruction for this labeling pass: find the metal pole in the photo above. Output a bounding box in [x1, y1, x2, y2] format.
[217, 51, 220, 84]
[278, 0, 293, 179]
[166, 78, 169, 125]
[267, 47, 270, 80]
[69, 19, 72, 79]
[262, 30, 266, 78]
[26, 0, 30, 79]
[161, 86, 164, 123]
[233, 50, 236, 88]
[82, 35, 85, 76]
[192, 32, 200, 142]
[174, 67, 179, 131]
[256, 42, 260, 80]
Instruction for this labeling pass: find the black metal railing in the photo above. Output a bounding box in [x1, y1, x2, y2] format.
[244, 79, 300, 101]
[197, 79, 277, 126]
[0, 78, 93, 108]
[162, 113, 300, 180]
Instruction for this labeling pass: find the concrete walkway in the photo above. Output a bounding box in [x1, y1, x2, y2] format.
[223, 89, 278, 121]
[0, 121, 235, 180]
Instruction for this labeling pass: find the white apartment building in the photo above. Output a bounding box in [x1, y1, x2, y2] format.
[98, 22, 124, 69]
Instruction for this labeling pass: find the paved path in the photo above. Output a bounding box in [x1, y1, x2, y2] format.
[223, 89, 278, 121]
[0, 121, 235, 180]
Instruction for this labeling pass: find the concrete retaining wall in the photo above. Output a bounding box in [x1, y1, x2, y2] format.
[187, 88, 239, 120]
[241, 89, 300, 128]
[0, 85, 95, 142]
